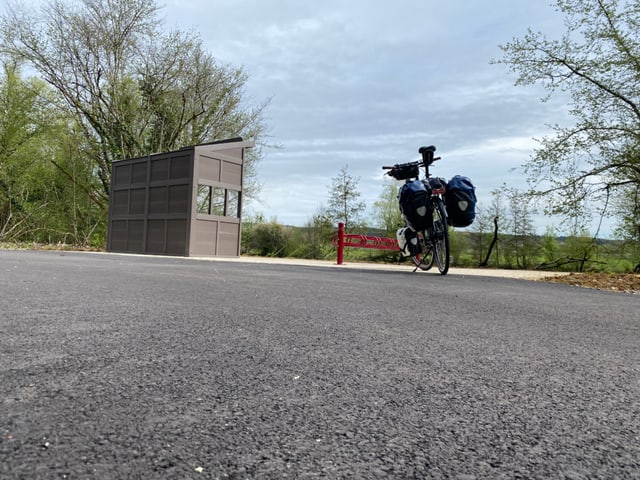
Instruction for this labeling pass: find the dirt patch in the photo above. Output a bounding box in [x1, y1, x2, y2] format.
[545, 272, 640, 294]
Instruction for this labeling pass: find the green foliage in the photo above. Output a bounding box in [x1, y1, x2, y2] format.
[561, 228, 600, 272]
[501, 187, 539, 269]
[326, 165, 366, 231]
[286, 211, 335, 260]
[1, 0, 269, 204]
[0, 0, 270, 247]
[238, 215, 640, 273]
[464, 204, 493, 265]
[615, 184, 640, 245]
[541, 227, 560, 264]
[0, 63, 104, 245]
[372, 179, 403, 235]
[241, 216, 290, 257]
[243, 178, 637, 272]
[495, 0, 640, 242]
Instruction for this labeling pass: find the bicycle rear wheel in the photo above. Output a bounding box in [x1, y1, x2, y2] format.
[431, 198, 450, 275]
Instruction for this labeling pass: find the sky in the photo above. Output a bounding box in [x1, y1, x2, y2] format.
[166, 2, 577, 231]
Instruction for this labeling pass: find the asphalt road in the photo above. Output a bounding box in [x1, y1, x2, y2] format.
[1, 250, 639, 479]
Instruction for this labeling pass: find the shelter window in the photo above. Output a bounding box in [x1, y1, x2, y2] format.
[196, 184, 240, 218]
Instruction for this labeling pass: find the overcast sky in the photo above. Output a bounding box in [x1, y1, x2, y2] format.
[164, 1, 571, 231]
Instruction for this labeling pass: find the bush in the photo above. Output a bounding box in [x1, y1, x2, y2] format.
[241, 218, 290, 257]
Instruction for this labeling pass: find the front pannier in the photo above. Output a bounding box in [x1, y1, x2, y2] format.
[396, 227, 420, 256]
[399, 180, 431, 231]
[445, 175, 476, 227]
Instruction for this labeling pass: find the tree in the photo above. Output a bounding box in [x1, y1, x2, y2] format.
[326, 165, 366, 231]
[541, 226, 561, 265]
[372, 179, 403, 235]
[495, 0, 640, 240]
[503, 186, 538, 268]
[0, 62, 103, 244]
[0, 0, 268, 209]
[476, 209, 500, 267]
[477, 189, 508, 267]
[614, 184, 640, 269]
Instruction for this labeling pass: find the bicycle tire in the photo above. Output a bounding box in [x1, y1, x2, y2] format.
[432, 198, 450, 275]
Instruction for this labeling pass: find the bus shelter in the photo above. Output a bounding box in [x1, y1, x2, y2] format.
[107, 138, 254, 257]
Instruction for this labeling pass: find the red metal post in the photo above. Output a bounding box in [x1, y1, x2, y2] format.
[337, 222, 345, 265]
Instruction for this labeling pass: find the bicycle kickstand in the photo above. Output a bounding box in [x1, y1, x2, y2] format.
[412, 257, 427, 273]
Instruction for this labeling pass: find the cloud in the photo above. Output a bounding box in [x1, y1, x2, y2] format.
[163, 0, 588, 232]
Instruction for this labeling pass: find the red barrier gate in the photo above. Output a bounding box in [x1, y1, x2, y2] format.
[331, 222, 398, 265]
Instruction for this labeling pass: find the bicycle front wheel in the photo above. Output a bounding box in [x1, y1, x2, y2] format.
[431, 198, 450, 275]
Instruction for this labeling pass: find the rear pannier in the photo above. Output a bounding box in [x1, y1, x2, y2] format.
[445, 175, 476, 227]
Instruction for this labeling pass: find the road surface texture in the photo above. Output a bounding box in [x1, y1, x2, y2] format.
[1, 250, 639, 479]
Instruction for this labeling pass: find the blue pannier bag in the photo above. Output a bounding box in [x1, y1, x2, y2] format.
[445, 175, 476, 227]
[399, 179, 431, 231]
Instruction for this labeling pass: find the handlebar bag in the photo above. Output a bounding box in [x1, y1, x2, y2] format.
[445, 175, 476, 227]
[389, 163, 419, 180]
[399, 180, 431, 231]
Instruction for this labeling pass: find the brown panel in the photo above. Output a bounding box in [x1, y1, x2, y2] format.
[199, 156, 221, 182]
[168, 184, 189, 214]
[170, 154, 191, 180]
[217, 221, 240, 256]
[149, 186, 167, 214]
[223, 147, 244, 160]
[114, 164, 130, 186]
[129, 188, 146, 215]
[166, 219, 187, 254]
[146, 219, 166, 253]
[109, 220, 128, 250]
[127, 220, 144, 251]
[131, 161, 148, 184]
[220, 161, 242, 186]
[191, 219, 217, 256]
[150, 158, 169, 182]
[112, 190, 129, 216]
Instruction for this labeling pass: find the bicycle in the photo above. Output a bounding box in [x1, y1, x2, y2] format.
[383, 145, 450, 275]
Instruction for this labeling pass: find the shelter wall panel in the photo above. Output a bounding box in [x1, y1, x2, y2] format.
[199, 156, 221, 182]
[129, 188, 146, 215]
[131, 161, 148, 184]
[114, 164, 130, 185]
[170, 154, 191, 180]
[146, 219, 166, 253]
[151, 158, 170, 182]
[191, 220, 217, 256]
[166, 219, 187, 254]
[221, 161, 242, 186]
[112, 190, 129, 216]
[217, 221, 241, 256]
[149, 186, 168, 214]
[127, 220, 144, 251]
[109, 221, 127, 250]
[168, 184, 189, 214]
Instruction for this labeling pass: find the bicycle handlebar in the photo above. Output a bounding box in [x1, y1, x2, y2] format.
[381, 157, 441, 172]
